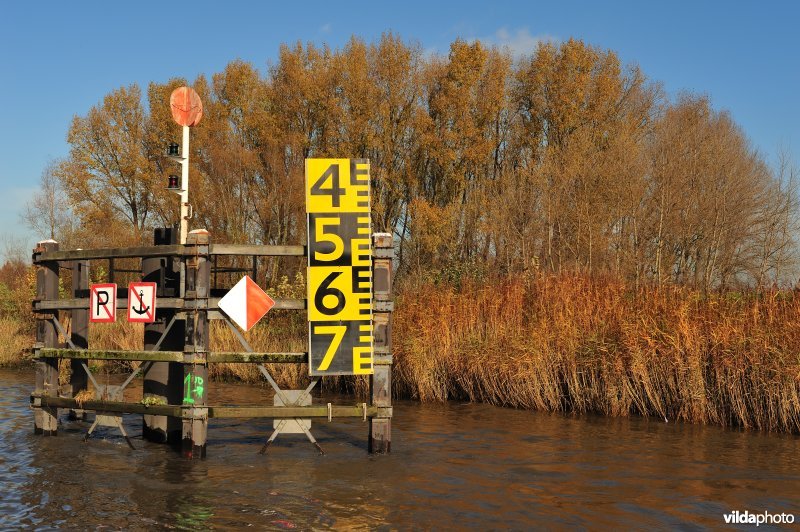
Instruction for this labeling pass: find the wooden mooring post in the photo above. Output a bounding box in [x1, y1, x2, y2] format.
[33, 240, 59, 435]
[370, 233, 393, 453]
[181, 229, 210, 458]
[142, 227, 184, 443]
[68, 258, 89, 421]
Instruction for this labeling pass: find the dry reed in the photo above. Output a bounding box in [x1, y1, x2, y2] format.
[393, 274, 800, 433]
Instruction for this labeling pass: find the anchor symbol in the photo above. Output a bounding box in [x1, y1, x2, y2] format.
[132, 290, 150, 315]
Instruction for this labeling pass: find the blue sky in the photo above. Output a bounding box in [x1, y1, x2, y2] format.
[1, 1, 798, 254]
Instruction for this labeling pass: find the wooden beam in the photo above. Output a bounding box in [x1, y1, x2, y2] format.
[36, 396, 183, 417]
[38, 348, 185, 362]
[37, 348, 308, 364]
[68, 259, 89, 421]
[33, 297, 306, 311]
[207, 405, 380, 418]
[34, 245, 184, 263]
[35, 396, 384, 419]
[33, 240, 59, 436]
[209, 244, 306, 257]
[370, 232, 394, 454]
[206, 352, 307, 363]
[34, 244, 307, 263]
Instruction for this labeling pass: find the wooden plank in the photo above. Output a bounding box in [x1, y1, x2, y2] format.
[33, 297, 306, 311]
[36, 396, 382, 419]
[37, 396, 183, 417]
[34, 245, 184, 263]
[209, 244, 306, 257]
[206, 405, 379, 418]
[33, 243, 307, 263]
[38, 348, 185, 362]
[37, 348, 309, 364]
[206, 352, 307, 364]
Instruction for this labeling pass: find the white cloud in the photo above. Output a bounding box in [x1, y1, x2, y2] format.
[489, 27, 558, 58]
[320, 23, 332, 34]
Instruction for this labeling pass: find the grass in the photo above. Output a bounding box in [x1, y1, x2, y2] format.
[0, 317, 31, 366]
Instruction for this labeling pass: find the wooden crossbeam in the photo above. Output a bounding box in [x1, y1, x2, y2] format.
[33, 244, 306, 263]
[32, 297, 306, 311]
[33, 396, 385, 419]
[35, 348, 308, 364]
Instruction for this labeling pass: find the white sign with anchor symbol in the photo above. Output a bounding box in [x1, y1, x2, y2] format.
[127, 282, 157, 323]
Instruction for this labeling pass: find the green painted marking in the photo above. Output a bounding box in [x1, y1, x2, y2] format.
[183, 374, 205, 405]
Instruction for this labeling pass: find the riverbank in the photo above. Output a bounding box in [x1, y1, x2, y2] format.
[3, 274, 799, 433]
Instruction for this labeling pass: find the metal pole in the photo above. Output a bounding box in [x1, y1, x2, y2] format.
[180, 125, 190, 245]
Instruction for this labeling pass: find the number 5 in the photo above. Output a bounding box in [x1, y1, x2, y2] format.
[314, 217, 345, 262]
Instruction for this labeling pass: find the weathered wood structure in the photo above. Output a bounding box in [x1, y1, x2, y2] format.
[30, 230, 393, 459]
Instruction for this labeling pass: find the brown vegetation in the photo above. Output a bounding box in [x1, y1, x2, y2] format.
[394, 274, 800, 433]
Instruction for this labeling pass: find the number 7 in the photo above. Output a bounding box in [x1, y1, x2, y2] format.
[314, 325, 347, 371]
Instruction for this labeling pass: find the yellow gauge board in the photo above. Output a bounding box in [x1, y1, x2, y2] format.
[306, 159, 373, 376]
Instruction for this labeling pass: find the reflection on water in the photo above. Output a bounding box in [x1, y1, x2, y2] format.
[1, 368, 799, 528]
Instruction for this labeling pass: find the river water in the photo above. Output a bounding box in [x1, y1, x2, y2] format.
[1, 368, 799, 529]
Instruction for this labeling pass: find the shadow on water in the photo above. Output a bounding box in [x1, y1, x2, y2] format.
[1, 368, 799, 528]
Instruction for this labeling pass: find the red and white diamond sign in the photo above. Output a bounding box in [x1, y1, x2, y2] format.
[218, 276, 275, 331]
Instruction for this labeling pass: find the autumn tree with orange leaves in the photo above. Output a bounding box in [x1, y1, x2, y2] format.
[27, 34, 798, 291]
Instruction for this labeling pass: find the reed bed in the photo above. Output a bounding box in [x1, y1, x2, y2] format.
[393, 274, 800, 433]
[6, 272, 800, 433]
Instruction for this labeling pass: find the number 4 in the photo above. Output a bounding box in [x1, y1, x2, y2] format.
[310, 164, 346, 207]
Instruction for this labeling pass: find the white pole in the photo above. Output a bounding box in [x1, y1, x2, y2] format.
[180, 124, 190, 244]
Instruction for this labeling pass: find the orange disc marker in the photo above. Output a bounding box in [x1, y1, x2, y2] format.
[170, 86, 203, 127]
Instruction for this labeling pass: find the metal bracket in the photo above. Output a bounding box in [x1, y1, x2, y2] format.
[227, 319, 324, 455]
[78, 359, 153, 450]
[373, 301, 394, 312]
[373, 248, 393, 259]
[257, 367, 323, 455]
[151, 315, 177, 352]
[184, 407, 208, 420]
[49, 316, 76, 349]
[183, 351, 207, 364]
[224, 317, 254, 352]
[374, 353, 393, 365]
